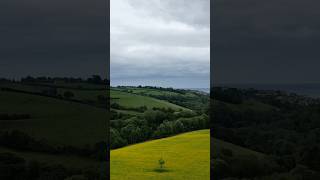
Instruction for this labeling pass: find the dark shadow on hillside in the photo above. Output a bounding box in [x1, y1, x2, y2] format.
[152, 168, 172, 173]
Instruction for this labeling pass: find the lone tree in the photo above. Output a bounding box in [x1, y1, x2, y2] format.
[158, 158, 165, 169]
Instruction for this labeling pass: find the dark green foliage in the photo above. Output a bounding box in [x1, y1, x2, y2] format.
[110, 88, 209, 149]
[0, 153, 102, 180]
[221, 148, 233, 157]
[0, 130, 107, 161]
[110, 128, 127, 148]
[63, 91, 74, 99]
[0, 113, 31, 120]
[0, 78, 109, 179]
[144, 110, 167, 126]
[97, 95, 107, 104]
[121, 86, 209, 112]
[111, 102, 147, 112]
[211, 87, 320, 179]
[213, 87, 243, 104]
[300, 145, 320, 171]
[211, 158, 230, 179]
[229, 155, 268, 178]
[0, 153, 26, 180]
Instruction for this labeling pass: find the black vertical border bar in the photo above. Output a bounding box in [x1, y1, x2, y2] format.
[105, 0, 110, 179]
[210, 0, 214, 179]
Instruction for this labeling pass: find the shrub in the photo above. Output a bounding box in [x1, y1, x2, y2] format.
[158, 158, 165, 169]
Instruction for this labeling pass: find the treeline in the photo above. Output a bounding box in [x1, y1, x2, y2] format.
[110, 107, 209, 149]
[212, 86, 320, 107]
[116, 85, 189, 94]
[211, 87, 320, 179]
[20, 75, 109, 85]
[0, 87, 108, 109]
[1, 75, 109, 85]
[0, 130, 107, 161]
[0, 152, 106, 180]
[212, 87, 243, 104]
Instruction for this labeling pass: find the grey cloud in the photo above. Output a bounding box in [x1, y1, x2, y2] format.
[213, 0, 320, 84]
[128, 0, 210, 27]
[111, 0, 210, 88]
[0, 0, 108, 79]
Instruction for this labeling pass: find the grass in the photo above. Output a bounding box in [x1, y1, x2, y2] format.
[58, 88, 107, 102]
[211, 137, 265, 159]
[0, 147, 106, 170]
[0, 85, 108, 176]
[0, 91, 107, 147]
[111, 90, 189, 111]
[0, 83, 208, 179]
[0, 83, 190, 113]
[110, 130, 210, 180]
[0, 86, 189, 148]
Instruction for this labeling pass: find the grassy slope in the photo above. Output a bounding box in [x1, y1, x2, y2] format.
[211, 137, 265, 159]
[0, 84, 208, 178]
[110, 130, 210, 180]
[0, 91, 107, 147]
[0, 85, 190, 147]
[111, 90, 189, 111]
[119, 87, 195, 97]
[0, 147, 106, 170]
[213, 99, 277, 113]
[0, 83, 189, 111]
[0, 83, 190, 111]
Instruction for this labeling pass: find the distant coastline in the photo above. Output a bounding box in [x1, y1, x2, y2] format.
[187, 88, 210, 94]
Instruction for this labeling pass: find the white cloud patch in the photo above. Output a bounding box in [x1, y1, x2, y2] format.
[111, 0, 210, 88]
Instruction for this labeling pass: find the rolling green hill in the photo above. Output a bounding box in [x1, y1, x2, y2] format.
[0, 82, 109, 178]
[0, 146, 106, 170]
[212, 137, 265, 158]
[113, 87, 209, 112]
[113, 87, 197, 97]
[211, 136, 282, 179]
[0, 83, 190, 112]
[0, 90, 107, 147]
[111, 90, 189, 111]
[0, 81, 209, 179]
[110, 130, 210, 180]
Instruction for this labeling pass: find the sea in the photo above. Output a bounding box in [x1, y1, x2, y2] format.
[183, 84, 320, 98]
[187, 88, 210, 94]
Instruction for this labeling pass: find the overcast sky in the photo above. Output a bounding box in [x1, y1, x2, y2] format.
[213, 0, 320, 85]
[110, 0, 210, 88]
[0, 0, 107, 79]
[3, 0, 317, 86]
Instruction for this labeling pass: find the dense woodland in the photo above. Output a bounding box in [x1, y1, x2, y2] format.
[211, 87, 320, 179]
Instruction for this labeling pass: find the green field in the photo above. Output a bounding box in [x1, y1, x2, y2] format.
[0, 85, 192, 147]
[111, 90, 188, 111]
[0, 91, 107, 147]
[114, 87, 197, 97]
[110, 130, 210, 180]
[212, 137, 265, 158]
[0, 147, 106, 170]
[0, 82, 209, 179]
